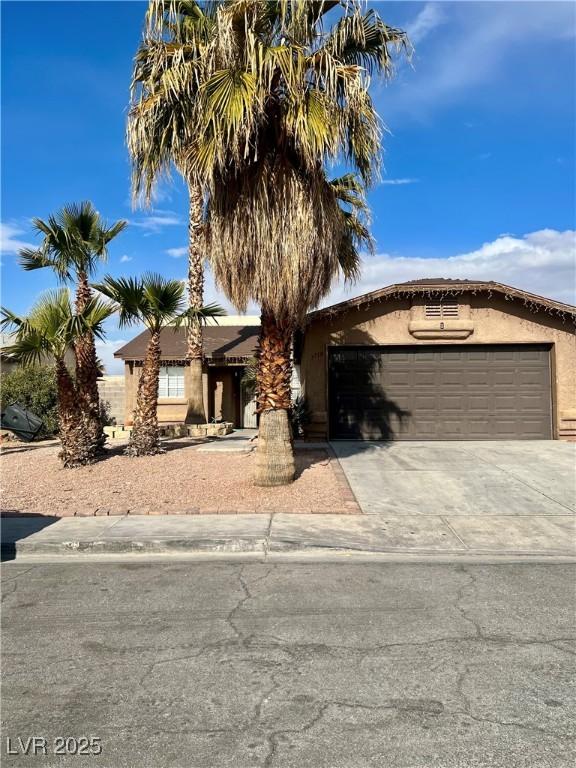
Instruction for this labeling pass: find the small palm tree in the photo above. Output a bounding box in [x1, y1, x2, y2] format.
[95, 273, 225, 456]
[19, 202, 127, 455]
[128, 1, 219, 425]
[1, 290, 114, 467]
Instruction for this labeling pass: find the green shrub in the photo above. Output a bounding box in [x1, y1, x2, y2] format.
[1, 366, 59, 438]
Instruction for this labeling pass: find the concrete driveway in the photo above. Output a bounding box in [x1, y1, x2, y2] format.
[331, 441, 575, 555]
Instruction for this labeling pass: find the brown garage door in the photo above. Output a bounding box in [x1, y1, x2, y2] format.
[328, 344, 552, 440]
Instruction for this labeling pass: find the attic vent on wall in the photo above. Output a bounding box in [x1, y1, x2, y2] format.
[425, 301, 459, 319]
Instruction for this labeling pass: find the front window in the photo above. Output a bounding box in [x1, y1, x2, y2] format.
[158, 366, 185, 398]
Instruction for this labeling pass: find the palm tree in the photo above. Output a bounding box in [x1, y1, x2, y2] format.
[1, 290, 114, 467]
[127, 0, 219, 425]
[178, 0, 409, 484]
[94, 273, 225, 456]
[19, 202, 127, 456]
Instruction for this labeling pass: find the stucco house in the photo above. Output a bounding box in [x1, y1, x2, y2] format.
[297, 279, 576, 441]
[114, 317, 261, 427]
[114, 279, 576, 441]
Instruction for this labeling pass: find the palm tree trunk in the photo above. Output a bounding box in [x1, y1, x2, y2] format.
[254, 310, 295, 486]
[186, 182, 206, 425]
[74, 270, 105, 454]
[55, 358, 93, 468]
[127, 330, 162, 456]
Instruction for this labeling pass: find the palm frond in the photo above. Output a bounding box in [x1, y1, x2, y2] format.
[0, 288, 95, 366]
[20, 202, 126, 283]
[2, 334, 50, 368]
[93, 276, 146, 329]
[18, 247, 64, 275]
[174, 301, 227, 328]
[130, 0, 409, 323]
[95, 273, 187, 333]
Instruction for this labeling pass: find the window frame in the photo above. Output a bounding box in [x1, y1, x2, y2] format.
[158, 365, 185, 399]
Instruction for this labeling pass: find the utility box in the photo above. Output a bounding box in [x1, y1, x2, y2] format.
[0, 403, 44, 442]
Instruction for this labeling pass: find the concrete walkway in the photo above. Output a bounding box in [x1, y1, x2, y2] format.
[2, 510, 574, 561]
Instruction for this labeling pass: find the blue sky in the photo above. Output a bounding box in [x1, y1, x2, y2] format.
[2, 1, 575, 372]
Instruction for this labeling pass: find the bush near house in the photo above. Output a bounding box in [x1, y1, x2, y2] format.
[1, 366, 59, 438]
[290, 396, 311, 439]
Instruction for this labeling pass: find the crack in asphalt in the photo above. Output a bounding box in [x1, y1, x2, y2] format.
[225, 564, 255, 647]
[0, 580, 18, 604]
[263, 514, 275, 560]
[4, 632, 573, 683]
[0, 565, 39, 586]
[453, 565, 484, 638]
[260, 696, 571, 767]
[4, 563, 574, 766]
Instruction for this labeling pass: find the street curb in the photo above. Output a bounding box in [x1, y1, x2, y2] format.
[6, 549, 576, 564]
[3, 513, 575, 563]
[12, 537, 268, 556]
[8, 537, 576, 562]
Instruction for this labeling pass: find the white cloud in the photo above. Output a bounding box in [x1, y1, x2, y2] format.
[321, 229, 576, 307]
[0, 223, 34, 255]
[385, 1, 576, 118]
[172, 230, 575, 314]
[380, 178, 419, 186]
[406, 2, 446, 45]
[130, 210, 183, 233]
[166, 246, 187, 258]
[119, 255, 133, 263]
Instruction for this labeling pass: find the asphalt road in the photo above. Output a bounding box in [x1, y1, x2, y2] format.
[1, 561, 575, 768]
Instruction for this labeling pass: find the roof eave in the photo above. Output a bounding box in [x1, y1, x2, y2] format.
[307, 281, 576, 323]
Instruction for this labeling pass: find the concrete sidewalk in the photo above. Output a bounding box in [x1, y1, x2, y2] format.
[2, 512, 574, 561]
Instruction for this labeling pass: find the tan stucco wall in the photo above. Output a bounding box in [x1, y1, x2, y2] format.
[208, 368, 239, 424]
[122, 362, 243, 426]
[300, 293, 576, 440]
[123, 361, 208, 425]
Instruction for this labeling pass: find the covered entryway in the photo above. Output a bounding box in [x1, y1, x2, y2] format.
[328, 344, 553, 440]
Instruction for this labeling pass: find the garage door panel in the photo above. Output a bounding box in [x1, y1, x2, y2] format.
[465, 347, 491, 363]
[518, 348, 545, 361]
[468, 395, 491, 410]
[517, 369, 548, 386]
[410, 371, 434, 387]
[329, 344, 552, 440]
[437, 395, 465, 411]
[412, 395, 437, 410]
[516, 395, 550, 412]
[492, 370, 517, 387]
[438, 370, 463, 386]
[467, 421, 493, 437]
[493, 394, 519, 410]
[465, 370, 492, 386]
[387, 371, 413, 386]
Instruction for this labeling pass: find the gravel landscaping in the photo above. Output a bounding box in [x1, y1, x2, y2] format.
[0, 440, 360, 516]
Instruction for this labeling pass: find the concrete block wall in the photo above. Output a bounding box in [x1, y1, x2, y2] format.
[98, 376, 125, 426]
